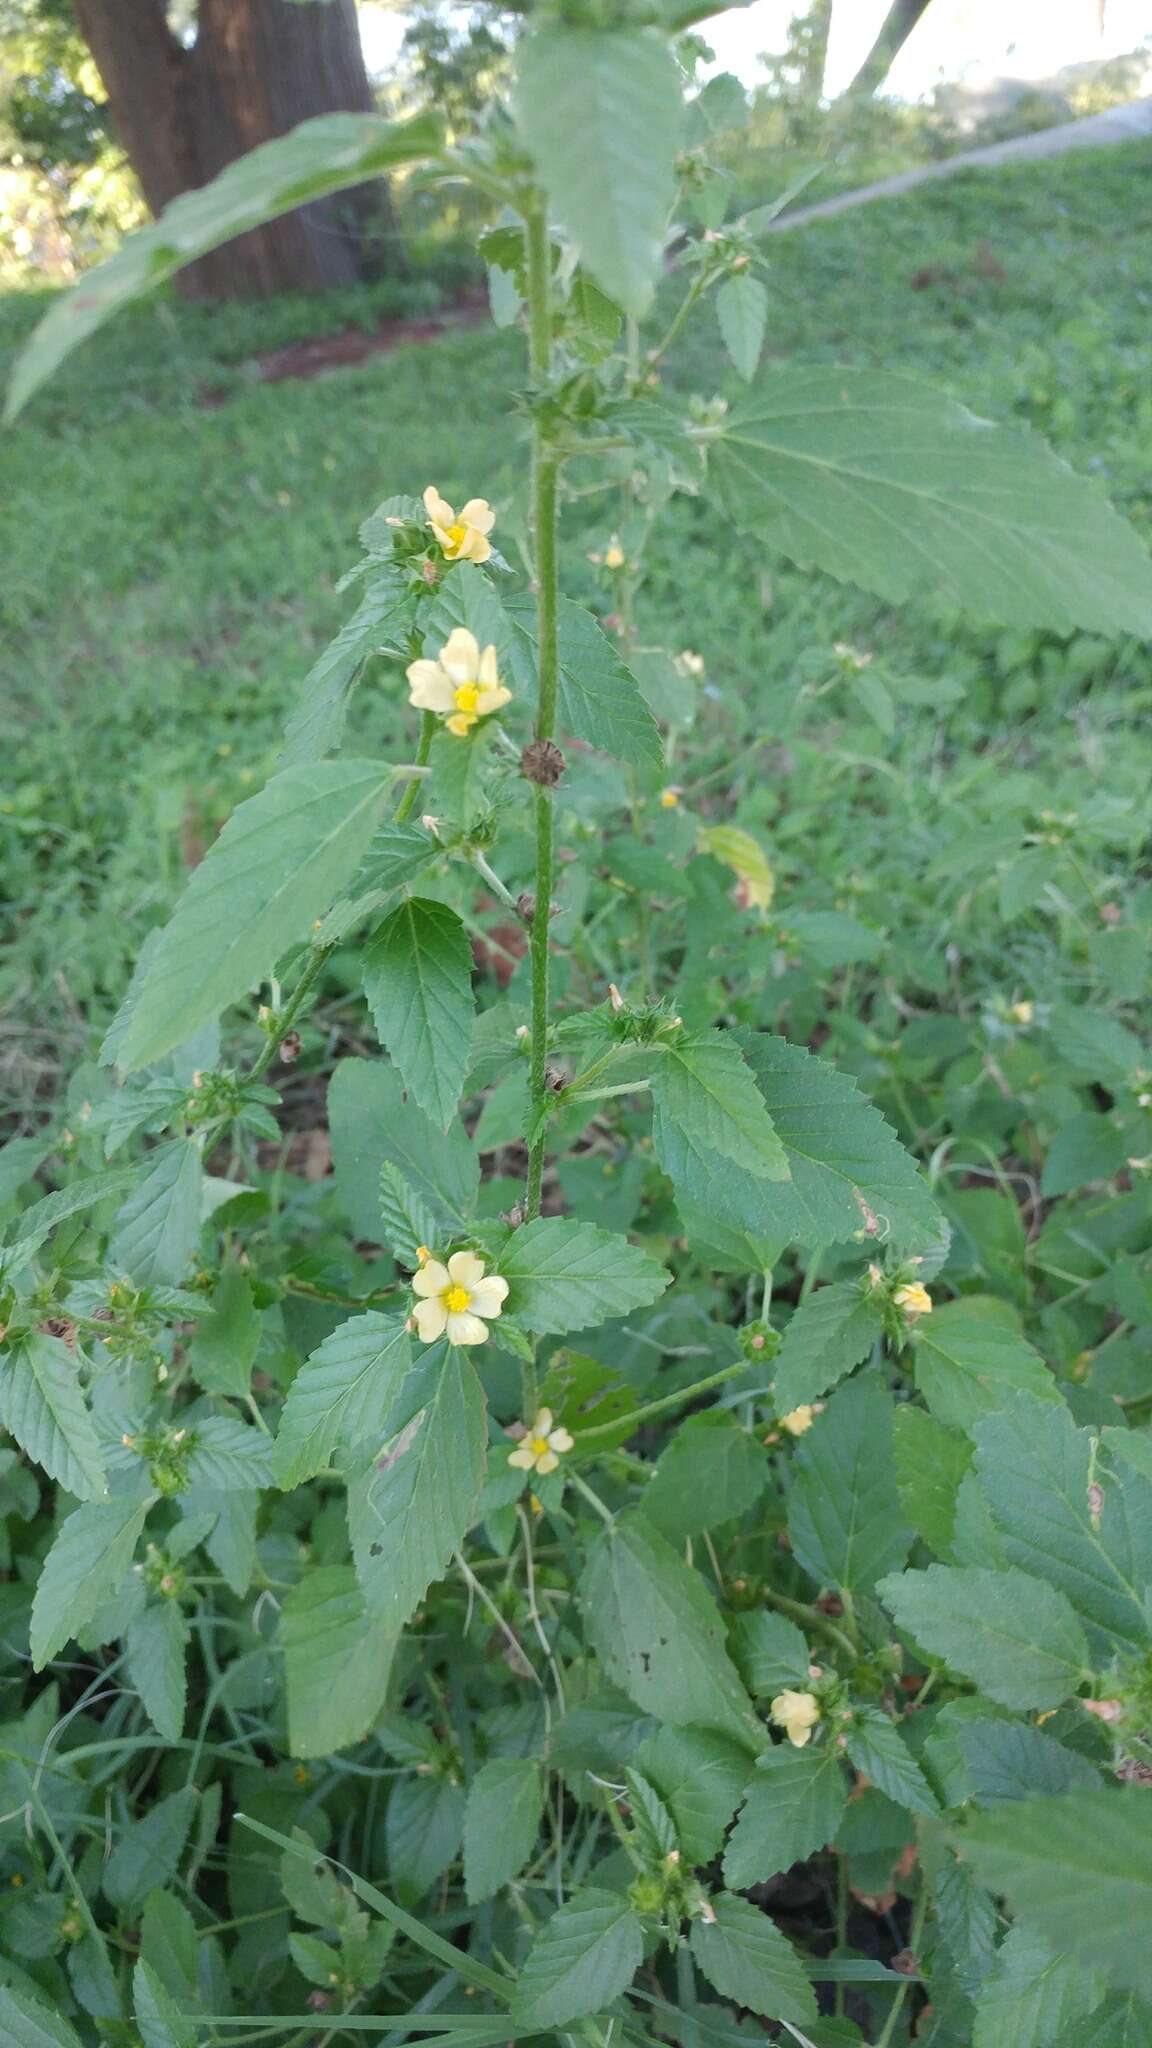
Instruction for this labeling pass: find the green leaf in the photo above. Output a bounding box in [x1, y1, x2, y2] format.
[0, 1986, 83, 2048]
[497, 1217, 669, 1336]
[386, 1773, 465, 1901]
[717, 272, 768, 381]
[328, 1058, 477, 1242]
[1059, 1993, 1152, 2046]
[275, 1312, 412, 1490]
[6, 111, 443, 418]
[955, 1718, 1101, 1806]
[111, 1139, 203, 1287]
[187, 1262, 260, 1401]
[133, 1956, 197, 2048]
[362, 898, 475, 1131]
[0, 1166, 140, 1281]
[31, 1494, 151, 1670]
[463, 1758, 543, 1904]
[126, 1602, 189, 1743]
[377, 1161, 444, 1269]
[280, 1565, 397, 1759]
[514, 28, 683, 316]
[352, 820, 442, 900]
[731, 1610, 812, 1697]
[961, 1789, 1152, 1997]
[512, 1886, 644, 2030]
[184, 1415, 274, 1491]
[878, 1564, 1090, 1710]
[709, 367, 1152, 636]
[505, 596, 662, 770]
[115, 762, 393, 1072]
[139, 1890, 199, 2008]
[105, 1787, 197, 1913]
[1041, 1113, 1128, 1199]
[788, 1376, 912, 1593]
[912, 1297, 1060, 1432]
[280, 569, 414, 768]
[690, 1892, 818, 2026]
[973, 1925, 1105, 2048]
[651, 1033, 789, 1201]
[349, 1342, 488, 1629]
[845, 1710, 939, 1817]
[633, 1725, 753, 1865]
[892, 1405, 972, 1557]
[0, 1333, 106, 1501]
[723, 1744, 848, 1887]
[973, 1393, 1152, 1652]
[581, 1514, 761, 1749]
[773, 1280, 884, 1413]
[640, 1412, 766, 1542]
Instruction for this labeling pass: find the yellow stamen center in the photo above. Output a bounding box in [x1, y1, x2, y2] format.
[530, 1436, 550, 1457]
[445, 522, 468, 552]
[443, 1284, 471, 1314]
[453, 683, 480, 714]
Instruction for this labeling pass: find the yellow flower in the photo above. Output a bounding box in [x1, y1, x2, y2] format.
[770, 1689, 821, 1747]
[411, 1250, 508, 1347]
[423, 485, 495, 564]
[604, 538, 625, 570]
[508, 1407, 574, 1477]
[1010, 999, 1035, 1025]
[893, 1281, 933, 1318]
[660, 787, 681, 809]
[407, 627, 512, 738]
[780, 1405, 815, 1436]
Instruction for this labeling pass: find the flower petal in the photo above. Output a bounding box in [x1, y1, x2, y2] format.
[478, 643, 499, 686]
[412, 1259, 450, 1297]
[446, 1310, 489, 1347]
[535, 1450, 559, 1476]
[424, 485, 453, 523]
[468, 1277, 508, 1319]
[448, 1249, 486, 1289]
[459, 531, 492, 563]
[441, 629, 480, 683]
[445, 713, 474, 737]
[413, 1298, 448, 1341]
[548, 1427, 574, 1454]
[508, 1443, 536, 1470]
[534, 1408, 554, 1435]
[475, 685, 512, 717]
[460, 499, 495, 533]
[407, 663, 456, 711]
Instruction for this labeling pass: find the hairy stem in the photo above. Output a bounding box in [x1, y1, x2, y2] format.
[393, 709, 436, 825]
[524, 201, 560, 1231]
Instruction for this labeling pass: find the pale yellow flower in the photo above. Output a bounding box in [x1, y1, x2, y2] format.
[407, 627, 512, 738]
[1010, 1000, 1035, 1025]
[893, 1281, 933, 1318]
[423, 485, 495, 564]
[604, 538, 625, 570]
[411, 1249, 508, 1347]
[660, 787, 681, 810]
[508, 1408, 574, 1477]
[780, 1405, 815, 1437]
[770, 1689, 821, 1747]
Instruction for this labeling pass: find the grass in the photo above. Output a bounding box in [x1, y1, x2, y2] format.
[3, 139, 1152, 1123]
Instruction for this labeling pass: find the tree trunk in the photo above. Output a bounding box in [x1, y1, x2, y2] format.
[71, 0, 400, 298]
[840, 0, 935, 101]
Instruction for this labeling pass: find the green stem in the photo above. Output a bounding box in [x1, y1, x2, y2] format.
[246, 943, 334, 1081]
[576, 1359, 750, 1445]
[524, 200, 560, 1228]
[874, 1877, 928, 2048]
[394, 710, 436, 825]
[762, 1585, 859, 1663]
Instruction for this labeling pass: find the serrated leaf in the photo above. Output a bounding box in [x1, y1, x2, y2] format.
[634, 1725, 752, 1865]
[723, 1743, 848, 1887]
[377, 1162, 442, 1270]
[275, 1312, 413, 1487]
[0, 1986, 83, 2048]
[0, 1333, 106, 1501]
[973, 1393, 1152, 1652]
[690, 1892, 817, 2026]
[349, 1341, 487, 1629]
[788, 1376, 912, 1593]
[133, 1956, 197, 2048]
[717, 272, 767, 381]
[512, 1886, 643, 2030]
[845, 1710, 939, 1817]
[463, 1758, 543, 1904]
[280, 569, 413, 768]
[362, 898, 474, 1130]
[115, 762, 393, 1072]
[709, 367, 1152, 636]
[731, 1610, 812, 1697]
[0, 1166, 139, 1281]
[878, 1564, 1090, 1710]
[581, 1513, 761, 1749]
[773, 1280, 884, 1413]
[641, 1412, 766, 1542]
[893, 1405, 972, 1557]
[350, 821, 441, 899]
[127, 1602, 189, 1742]
[280, 1564, 396, 1759]
[187, 1262, 260, 1400]
[974, 1925, 1105, 2048]
[386, 1773, 465, 1901]
[651, 1033, 789, 1205]
[184, 1415, 274, 1491]
[515, 27, 682, 316]
[505, 595, 662, 770]
[139, 1890, 199, 2007]
[7, 111, 443, 417]
[956, 1718, 1101, 1806]
[497, 1216, 669, 1336]
[961, 1790, 1152, 1997]
[328, 1057, 477, 1241]
[105, 1787, 197, 1913]
[31, 1494, 151, 1670]
[934, 1852, 999, 2002]
[111, 1139, 203, 1287]
[912, 1298, 1060, 1432]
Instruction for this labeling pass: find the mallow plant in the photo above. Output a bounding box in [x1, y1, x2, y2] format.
[4, 10, 1152, 2045]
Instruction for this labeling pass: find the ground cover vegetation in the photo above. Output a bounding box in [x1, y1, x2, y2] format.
[1, 29, 1152, 2048]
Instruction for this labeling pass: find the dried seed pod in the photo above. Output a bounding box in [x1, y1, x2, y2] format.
[521, 738, 565, 787]
[279, 1030, 302, 1065]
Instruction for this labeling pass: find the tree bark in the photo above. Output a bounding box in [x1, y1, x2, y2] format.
[840, 0, 935, 101]
[71, 0, 400, 298]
